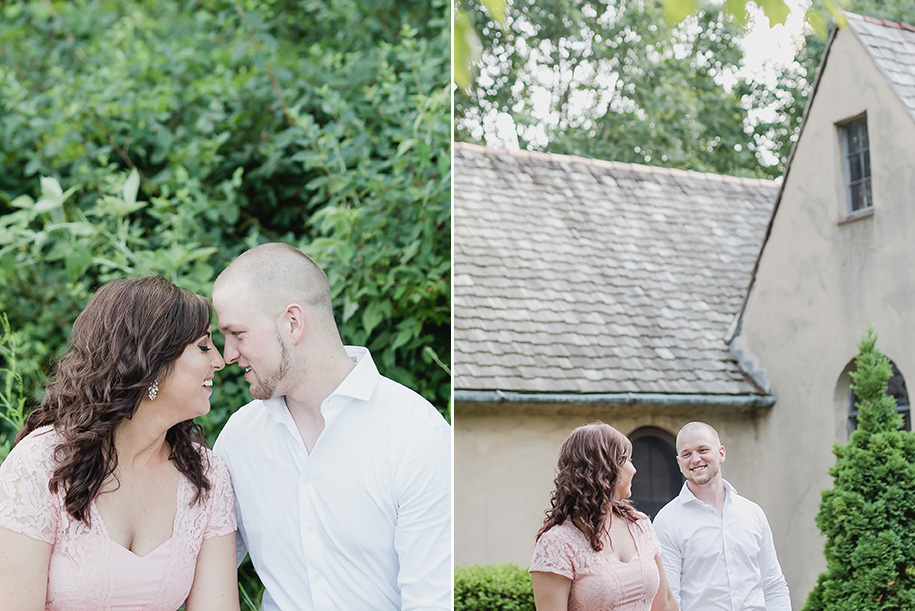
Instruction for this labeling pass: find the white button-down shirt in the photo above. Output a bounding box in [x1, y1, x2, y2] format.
[214, 346, 452, 610]
[653, 480, 791, 611]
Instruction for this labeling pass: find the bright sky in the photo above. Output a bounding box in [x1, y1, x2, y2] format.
[740, 0, 809, 87]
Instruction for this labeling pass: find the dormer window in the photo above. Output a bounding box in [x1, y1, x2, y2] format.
[840, 115, 872, 214]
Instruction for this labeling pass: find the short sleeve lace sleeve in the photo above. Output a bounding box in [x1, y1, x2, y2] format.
[529, 523, 576, 580]
[0, 428, 60, 544]
[637, 515, 662, 560]
[203, 451, 236, 540]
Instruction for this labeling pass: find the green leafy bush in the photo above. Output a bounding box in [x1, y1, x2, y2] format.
[0, 313, 28, 459]
[0, 0, 451, 424]
[0, 1, 449, 608]
[455, 564, 536, 611]
[803, 329, 915, 610]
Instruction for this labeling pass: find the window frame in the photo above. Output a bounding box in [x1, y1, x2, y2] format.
[838, 114, 873, 216]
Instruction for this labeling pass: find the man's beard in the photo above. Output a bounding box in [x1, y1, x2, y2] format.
[249, 327, 292, 400]
[687, 462, 717, 485]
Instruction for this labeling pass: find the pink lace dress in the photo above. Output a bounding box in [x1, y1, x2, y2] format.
[530, 516, 662, 611]
[0, 426, 237, 611]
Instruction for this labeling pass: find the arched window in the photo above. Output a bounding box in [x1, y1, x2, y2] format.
[629, 427, 682, 519]
[848, 361, 911, 435]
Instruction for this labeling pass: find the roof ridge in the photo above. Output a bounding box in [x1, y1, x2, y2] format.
[454, 141, 778, 188]
[846, 11, 915, 33]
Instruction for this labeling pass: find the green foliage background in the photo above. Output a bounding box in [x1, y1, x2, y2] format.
[803, 330, 915, 610]
[0, 0, 450, 606]
[454, 563, 536, 611]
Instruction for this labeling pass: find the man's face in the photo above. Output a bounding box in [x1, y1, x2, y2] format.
[676, 428, 725, 488]
[214, 283, 291, 400]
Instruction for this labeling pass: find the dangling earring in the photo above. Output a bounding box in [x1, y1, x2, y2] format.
[148, 380, 159, 401]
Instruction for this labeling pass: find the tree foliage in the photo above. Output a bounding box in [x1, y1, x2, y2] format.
[455, 0, 771, 177]
[1, 1, 449, 606]
[453, 0, 808, 91]
[803, 329, 915, 610]
[0, 0, 451, 441]
[746, 0, 914, 175]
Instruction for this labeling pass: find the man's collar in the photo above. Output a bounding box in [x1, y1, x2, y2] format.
[328, 346, 379, 402]
[258, 346, 380, 424]
[678, 478, 736, 504]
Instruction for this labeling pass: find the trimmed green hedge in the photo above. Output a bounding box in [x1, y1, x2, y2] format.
[455, 563, 536, 611]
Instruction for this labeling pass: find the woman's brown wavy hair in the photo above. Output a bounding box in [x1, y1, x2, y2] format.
[536, 422, 642, 552]
[17, 275, 214, 524]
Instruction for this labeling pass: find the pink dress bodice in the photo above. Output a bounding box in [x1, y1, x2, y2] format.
[0, 427, 236, 611]
[530, 516, 662, 611]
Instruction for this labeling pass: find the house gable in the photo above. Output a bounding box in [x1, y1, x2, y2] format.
[734, 14, 915, 390]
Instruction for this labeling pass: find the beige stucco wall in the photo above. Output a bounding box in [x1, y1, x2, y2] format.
[735, 26, 915, 610]
[454, 402, 775, 567]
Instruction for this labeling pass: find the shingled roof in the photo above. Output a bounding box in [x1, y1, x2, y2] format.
[454, 143, 778, 398]
[846, 12, 915, 121]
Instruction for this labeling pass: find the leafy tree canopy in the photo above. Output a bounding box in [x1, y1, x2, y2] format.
[456, 0, 771, 177]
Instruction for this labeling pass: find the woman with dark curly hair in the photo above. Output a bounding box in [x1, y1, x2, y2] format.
[530, 422, 678, 611]
[0, 276, 239, 610]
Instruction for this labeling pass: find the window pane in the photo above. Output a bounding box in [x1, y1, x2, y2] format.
[849, 153, 863, 182]
[864, 152, 871, 178]
[851, 183, 864, 211]
[864, 179, 873, 208]
[849, 128, 861, 152]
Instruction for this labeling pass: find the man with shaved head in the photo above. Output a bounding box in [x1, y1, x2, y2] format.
[212, 243, 451, 610]
[652, 421, 791, 610]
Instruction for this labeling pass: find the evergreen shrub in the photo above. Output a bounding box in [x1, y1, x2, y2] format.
[803, 328, 915, 610]
[454, 563, 535, 611]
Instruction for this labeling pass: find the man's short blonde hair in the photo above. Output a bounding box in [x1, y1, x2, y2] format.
[676, 421, 722, 453]
[216, 242, 334, 320]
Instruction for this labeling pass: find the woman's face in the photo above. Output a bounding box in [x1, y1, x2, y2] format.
[154, 333, 225, 421]
[615, 448, 637, 499]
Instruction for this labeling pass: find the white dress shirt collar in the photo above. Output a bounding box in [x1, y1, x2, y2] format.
[678, 478, 736, 507]
[260, 345, 379, 427]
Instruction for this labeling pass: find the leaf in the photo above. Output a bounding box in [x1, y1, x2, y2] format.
[65, 245, 93, 282]
[805, 6, 829, 40]
[10, 195, 34, 210]
[341, 295, 359, 324]
[481, 0, 507, 27]
[39, 176, 63, 200]
[756, 0, 790, 27]
[454, 9, 481, 91]
[361, 300, 385, 338]
[661, 0, 698, 26]
[122, 168, 141, 209]
[724, 0, 748, 26]
[33, 177, 65, 213]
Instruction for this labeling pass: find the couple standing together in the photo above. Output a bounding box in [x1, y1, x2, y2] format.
[531, 421, 791, 611]
[0, 243, 452, 610]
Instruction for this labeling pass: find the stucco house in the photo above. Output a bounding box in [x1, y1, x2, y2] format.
[453, 13, 915, 608]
